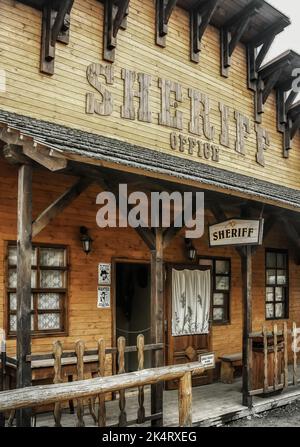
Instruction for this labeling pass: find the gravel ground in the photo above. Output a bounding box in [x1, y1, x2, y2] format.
[228, 401, 300, 427]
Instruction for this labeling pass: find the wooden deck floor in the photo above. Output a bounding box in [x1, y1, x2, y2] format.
[31, 378, 300, 427]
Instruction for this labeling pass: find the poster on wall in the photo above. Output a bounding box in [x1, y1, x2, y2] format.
[98, 263, 111, 285]
[97, 286, 111, 308]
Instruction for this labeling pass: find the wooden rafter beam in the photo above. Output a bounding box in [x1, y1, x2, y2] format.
[103, 0, 130, 62]
[190, 0, 220, 63]
[156, 0, 178, 47]
[32, 177, 93, 238]
[41, 0, 74, 75]
[221, 0, 263, 77]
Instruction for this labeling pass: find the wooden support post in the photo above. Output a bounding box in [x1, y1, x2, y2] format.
[293, 322, 298, 386]
[283, 322, 288, 388]
[178, 372, 192, 427]
[75, 340, 85, 427]
[16, 164, 33, 428]
[241, 245, 253, 407]
[273, 324, 278, 389]
[263, 325, 268, 392]
[137, 334, 146, 423]
[117, 336, 127, 427]
[53, 341, 63, 427]
[151, 228, 164, 426]
[97, 338, 106, 427]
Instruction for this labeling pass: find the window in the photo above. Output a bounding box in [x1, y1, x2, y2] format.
[265, 249, 288, 320]
[198, 257, 231, 324]
[7, 244, 68, 336]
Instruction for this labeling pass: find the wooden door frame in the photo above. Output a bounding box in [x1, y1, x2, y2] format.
[111, 257, 150, 376]
[165, 263, 213, 369]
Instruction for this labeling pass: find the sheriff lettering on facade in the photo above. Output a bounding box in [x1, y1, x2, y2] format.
[86, 64, 270, 167]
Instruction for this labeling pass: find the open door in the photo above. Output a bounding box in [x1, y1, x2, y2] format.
[165, 264, 213, 389]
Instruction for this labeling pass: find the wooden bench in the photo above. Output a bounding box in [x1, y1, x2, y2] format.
[219, 353, 242, 384]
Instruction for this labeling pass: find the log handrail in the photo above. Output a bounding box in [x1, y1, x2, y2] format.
[23, 343, 163, 363]
[0, 362, 207, 427]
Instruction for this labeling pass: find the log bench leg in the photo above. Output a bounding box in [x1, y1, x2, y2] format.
[221, 361, 234, 384]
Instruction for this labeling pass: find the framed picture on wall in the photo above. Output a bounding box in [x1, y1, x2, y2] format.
[97, 286, 110, 308]
[98, 263, 111, 285]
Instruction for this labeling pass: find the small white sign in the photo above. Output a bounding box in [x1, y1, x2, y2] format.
[97, 286, 110, 308]
[209, 219, 264, 247]
[199, 353, 215, 368]
[98, 263, 111, 285]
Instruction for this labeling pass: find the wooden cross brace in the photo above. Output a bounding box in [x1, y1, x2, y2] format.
[156, 0, 178, 47]
[190, 0, 220, 63]
[41, 0, 74, 75]
[103, 0, 130, 62]
[221, 0, 263, 77]
[247, 20, 288, 91]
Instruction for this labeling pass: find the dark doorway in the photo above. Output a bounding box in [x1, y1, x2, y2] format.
[115, 262, 151, 372]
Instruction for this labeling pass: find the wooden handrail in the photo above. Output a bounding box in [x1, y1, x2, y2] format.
[0, 362, 206, 417]
[25, 343, 163, 363]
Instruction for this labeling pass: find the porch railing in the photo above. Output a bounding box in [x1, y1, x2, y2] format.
[248, 321, 300, 397]
[1, 335, 165, 427]
[0, 361, 209, 427]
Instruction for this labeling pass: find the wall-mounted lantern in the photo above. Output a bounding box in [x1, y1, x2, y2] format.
[185, 238, 197, 261]
[80, 226, 93, 255]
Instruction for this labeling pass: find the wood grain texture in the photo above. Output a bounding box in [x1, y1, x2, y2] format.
[178, 371, 192, 427]
[53, 340, 63, 427]
[0, 362, 207, 412]
[0, 0, 299, 189]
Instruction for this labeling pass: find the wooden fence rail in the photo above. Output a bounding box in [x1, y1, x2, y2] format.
[0, 362, 208, 427]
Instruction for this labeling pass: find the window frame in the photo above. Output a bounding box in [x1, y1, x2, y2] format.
[5, 241, 69, 339]
[265, 248, 289, 321]
[198, 256, 231, 325]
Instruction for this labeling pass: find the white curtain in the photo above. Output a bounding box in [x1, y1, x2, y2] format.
[172, 269, 211, 336]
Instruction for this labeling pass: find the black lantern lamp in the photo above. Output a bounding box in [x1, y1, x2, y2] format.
[185, 238, 197, 261]
[80, 226, 93, 255]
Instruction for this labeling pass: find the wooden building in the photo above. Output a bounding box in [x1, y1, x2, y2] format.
[0, 0, 300, 427]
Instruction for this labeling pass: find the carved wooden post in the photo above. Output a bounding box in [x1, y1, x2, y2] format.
[178, 372, 192, 427]
[241, 245, 253, 407]
[151, 228, 164, 426]
[16, 164, 32, 427]
[98, 338, 106, 427]
[53, 341, 63, 427]
[117, 336, 127, 426]
[75, 340, 85, 427]
[137, 334, 145, 423]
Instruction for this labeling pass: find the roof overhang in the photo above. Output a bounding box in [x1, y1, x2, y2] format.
[0, 110, 300, 213]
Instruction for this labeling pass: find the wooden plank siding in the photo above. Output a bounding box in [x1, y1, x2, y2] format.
[0, 0, 299, 189]
[0, 160, 299, 368]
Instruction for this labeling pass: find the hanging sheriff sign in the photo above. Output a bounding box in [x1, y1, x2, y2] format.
[86, 63, 271, 167]
[209, 219, 264, 247]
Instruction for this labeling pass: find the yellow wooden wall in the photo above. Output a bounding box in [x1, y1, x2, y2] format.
[0, 160, 299, 366]
[0, 0, 299, 190]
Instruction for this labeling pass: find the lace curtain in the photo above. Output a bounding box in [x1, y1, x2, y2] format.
[172, 268, 211, 336]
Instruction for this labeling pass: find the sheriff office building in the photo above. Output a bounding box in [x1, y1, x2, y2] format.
[0, 0, 300, 428]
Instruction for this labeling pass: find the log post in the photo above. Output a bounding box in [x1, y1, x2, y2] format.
[150, 228, 164, 426]
[97, 338, 106, 427]
[241, 245, 253, 407]
[16, 164, 33, 427]
[178, 372, 192, 427]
